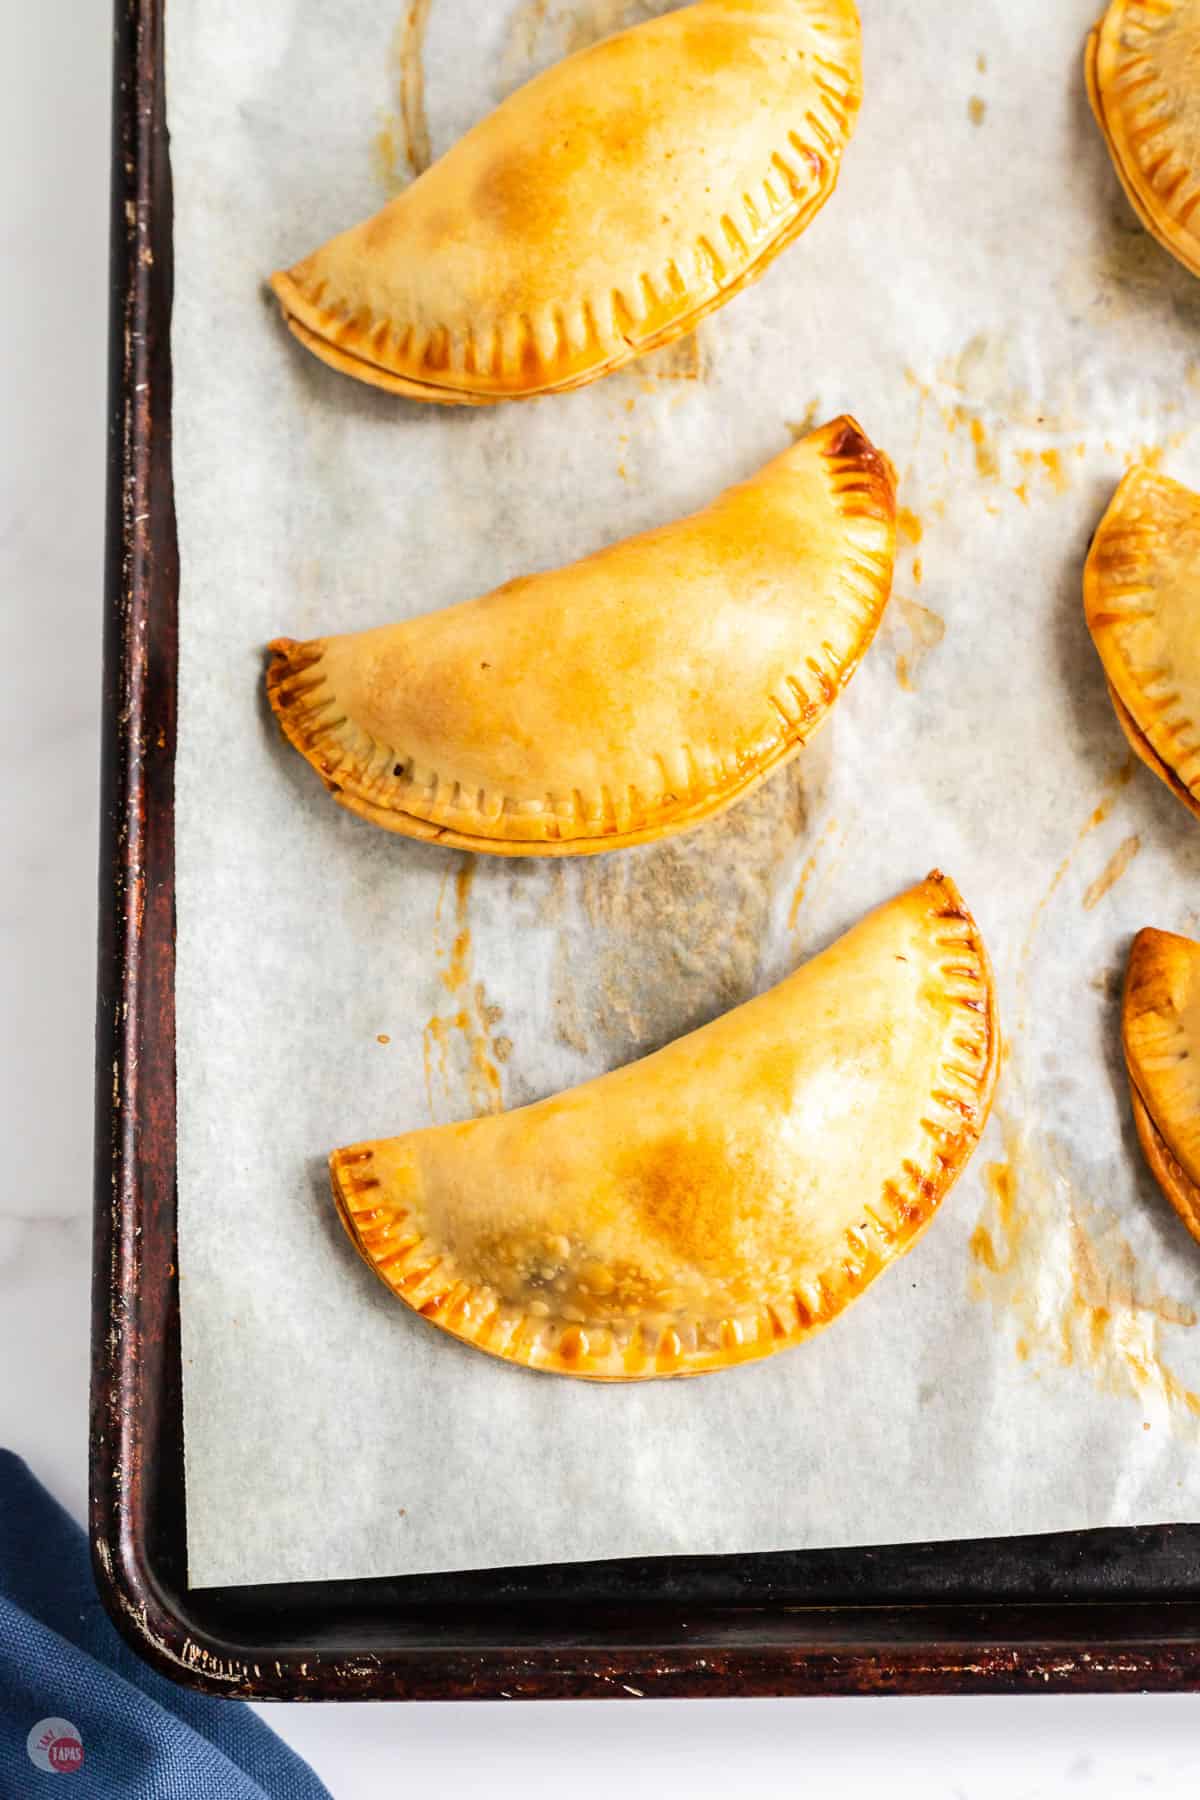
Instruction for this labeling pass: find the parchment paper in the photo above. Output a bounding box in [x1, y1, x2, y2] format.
[172, 0, 1200, 1588]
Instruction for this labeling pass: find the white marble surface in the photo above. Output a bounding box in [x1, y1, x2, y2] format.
[4, 1, 1200, 1794]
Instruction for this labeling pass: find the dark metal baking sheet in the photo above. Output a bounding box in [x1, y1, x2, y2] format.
[91, 0, 1200, 1699]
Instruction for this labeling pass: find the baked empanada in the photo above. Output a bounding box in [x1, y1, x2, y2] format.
[331, 871, 998, 1380]
[1087, 0, 1200, 280]
[1084, 464, 1200, 819]
[268, 415, 895, 855]
[1123, 925, 1200, 1244]
[269, 0, 862, 403]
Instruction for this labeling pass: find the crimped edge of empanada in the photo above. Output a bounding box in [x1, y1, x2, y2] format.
[1122, 925, 1200, 1202]
[266, 416, 895, 856]
[1084, 464, 1200, 817]
[1129, 1082, 1200, 1245]
[269, 16, 861, 404]
[1107, 680, 1200, 822]
[1086, 4, 1200, 280]
[329, 871, 999, 1381]
[272, 166, 844, 404]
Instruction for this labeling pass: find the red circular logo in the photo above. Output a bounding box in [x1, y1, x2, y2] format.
[27, 1718, 84, 1775]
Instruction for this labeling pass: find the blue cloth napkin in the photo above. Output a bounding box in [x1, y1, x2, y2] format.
[0, 1451, 331, 1799]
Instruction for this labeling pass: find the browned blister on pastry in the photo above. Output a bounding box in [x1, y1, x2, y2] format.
[1087, 0, 1200, 280]
[269, 0, 862, 403]
[1085, 464, 1200, 820]
[1124, 926, 1200, 1245]
[330, 872, 999, 1380]
[267, 416, 895, 855]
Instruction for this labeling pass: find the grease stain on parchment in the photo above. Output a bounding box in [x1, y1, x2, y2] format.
[968, 96, 986, 127]
[1082, 834, 1141, 912]
[787, 814, 841, 930]
[969, 1108, 1200, 1431]
[1017, 758, 1136, 1017]
[787, 402, 822, 443]
[972, 754, 1199, 1432]
[896, 506, 923, 547]
[1067, 222, 1200, 330]
[545, 754, 826, 1070]
[423, 861, 507, 1122]
[372, 0, 434, 195]
[890, 596, 946, 694]
[637, 329, 708, 383]
[904, 340, 1195, 510]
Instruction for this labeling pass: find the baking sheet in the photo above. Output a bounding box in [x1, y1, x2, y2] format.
[171, 0, 1200, 1589]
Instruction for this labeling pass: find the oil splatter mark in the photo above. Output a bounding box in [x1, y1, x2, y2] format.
[1018, 757, 1136, 994]
[1040, 448, 1069, 493]
[398, 0, 434, 177]
[377, 1033, 391, 1045]
[787, 401, 822, 441]
[370, 2, 434, 194]
[1083, 835, 1141, 912]
[912, 557, 923, 585]
[896, 506, 923, 546]
[968, 96, 986, 126]
[423, 861, 506, 1121]
[966, 413, 999, 480]
[969, 1104, 1200, 1430]
[977, 51, 988, 73]
[640, 330, 706, 381]
[787, 815, 841, 930]
[891, 596, 946, 693]
[501, 0, 552, 80]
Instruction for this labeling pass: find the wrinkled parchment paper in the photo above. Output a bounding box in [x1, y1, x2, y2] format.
[172, 0, 1200, 1588]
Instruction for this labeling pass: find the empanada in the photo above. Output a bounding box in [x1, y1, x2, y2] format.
[1084, 464, 1200, 819]
[331, 872, 999, 1380]
[269, 0, 862, 403]
[1087, 0, 1200, 280]
[268, 416, 896, 855]
[1123, 925, 1200, 1244]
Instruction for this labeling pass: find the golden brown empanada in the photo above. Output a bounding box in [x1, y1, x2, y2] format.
[1084, 464, 1200, 819]
[268, 415, 895, 855]
[269, 0, 862, 403]
[1123, 925, 1200, 1244]
[1087, 0, 1200, 280]
[331, 871, 999, 1380]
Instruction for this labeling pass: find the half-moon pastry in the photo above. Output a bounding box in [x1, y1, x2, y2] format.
[267, 415, 896, 856]
[1084, 464, 1200, 820]
[269, 0, 863, 403]
[1123, 925, 1200, 1244]
[1087, 0, 1200, 280]
[331, 871, 999, 1380]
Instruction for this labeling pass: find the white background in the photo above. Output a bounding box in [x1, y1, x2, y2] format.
[5, 1, 1200, 1794]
